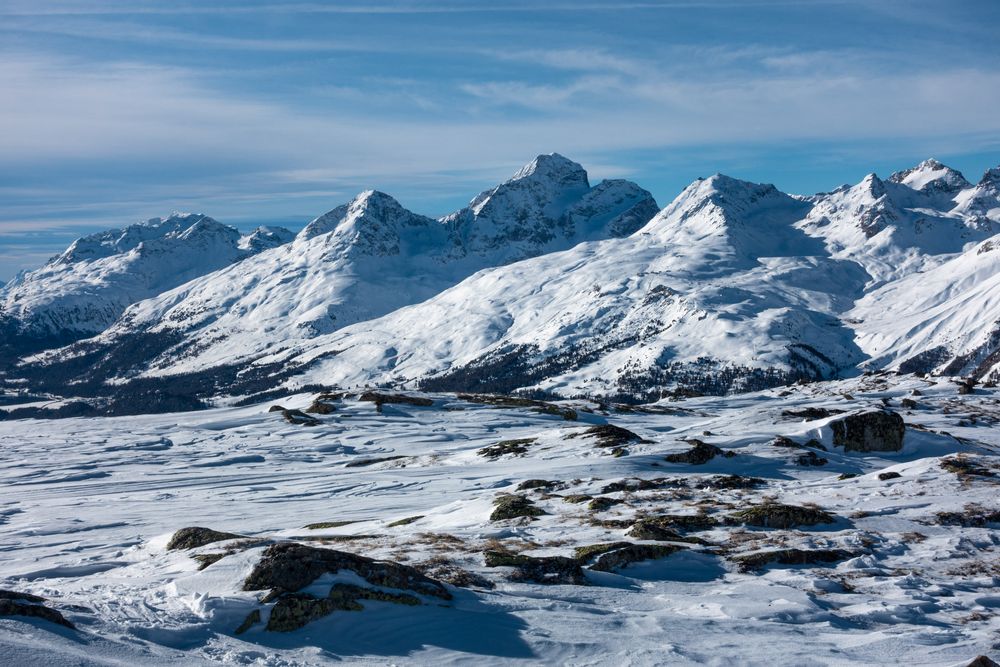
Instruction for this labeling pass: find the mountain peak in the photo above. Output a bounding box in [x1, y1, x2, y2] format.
[298, 191, 398, 241]
[508, 153, 589, 190]
[979, 166, 1000, 188]
[175, 215, 238, 243]
[677, 173, 782, 208]
[888, 158, 969, 193]
[642, 173, 814, 267]
[296, 189, 437, 256]
[859, 172, 886, 195]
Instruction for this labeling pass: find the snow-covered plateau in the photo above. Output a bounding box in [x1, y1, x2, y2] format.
[0, 375, 998, 665]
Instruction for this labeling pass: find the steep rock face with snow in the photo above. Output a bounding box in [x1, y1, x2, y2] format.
[0, 214, 293, 359]
[888, 158, 970, 197]
[442, 153, 658, 262]
[798, 163, 1000, 286]
[34, 155, 658, 379]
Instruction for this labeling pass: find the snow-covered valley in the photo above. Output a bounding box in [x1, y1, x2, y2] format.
[1, 374, 998, 665]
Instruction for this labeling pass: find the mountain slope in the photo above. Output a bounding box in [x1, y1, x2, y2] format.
[34, 155, 658, 379]
[0, 214, 293, 359]
[279, 174, 867, 401]
[11, 157, 1000, 408]
[850, 233, 1000, 379]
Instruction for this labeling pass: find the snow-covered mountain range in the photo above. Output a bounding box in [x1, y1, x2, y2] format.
[0, 214, 293, 359]
[5, 154, 1000, 409]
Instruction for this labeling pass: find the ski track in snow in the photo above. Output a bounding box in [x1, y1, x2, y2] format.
[1, 375, 999, 665]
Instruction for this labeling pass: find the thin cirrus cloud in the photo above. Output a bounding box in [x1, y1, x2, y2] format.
[0, 0, 998, 281]
[3, 48, 999, 168]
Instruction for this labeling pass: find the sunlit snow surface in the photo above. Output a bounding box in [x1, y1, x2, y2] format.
[1, 375, 999, 665]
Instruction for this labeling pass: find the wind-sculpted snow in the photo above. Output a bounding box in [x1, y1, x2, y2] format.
[0, 214, 294, 358]
[1, 375, 998, 664]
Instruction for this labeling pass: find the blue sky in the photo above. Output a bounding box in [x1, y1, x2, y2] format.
[1, 0, 999, 280]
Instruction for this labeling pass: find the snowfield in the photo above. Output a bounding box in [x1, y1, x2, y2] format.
[1, 373, 999, 665]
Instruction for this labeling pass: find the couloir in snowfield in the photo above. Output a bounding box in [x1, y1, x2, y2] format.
[1, 375, 999, 665]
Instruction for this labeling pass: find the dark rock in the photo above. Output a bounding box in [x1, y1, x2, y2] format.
[587, 496, 622, 512]
[569, 424, 650, 448]
[665, 439, 734, 464]
[192, 553, 226, 570]
[344, 455, 407, 468]
[900, 398, 917, 409]
[305, 400, 335, 415]
[781, 407, 842, 420]
[957, 378, 977, 395]
[478, 438, 535, 460]
[386, 515, 423, 527]
[417, 563, 495, 590]
[601, 477, 687, 493]
[454, 393, 577, 420]
[282, 409, 320, 426]
[589, 543, 683, 573]
[0, 590, 45, 603]
[730, 548, 853, 573]
[701, 474, 764, 489]
[304, 520, 357, 530]
[935, 504, 1000, 527]
[941, 457, 995, 477]
[483, 550, 586, 585]
[234, 609, 260, 635]
[797, 451, 828, 466]
[0, 598, 75, 629]
[266, 592, 358, 632]
[829, 409, 905, 452]
[243, 542, 450, 600]
[268, 405, 285, 412]
[726, 503, 835, 529]
[573, 542, 633, 563]
[878, 471, 902, 481]
[770, 436, 800, 448]
[167, 527, 243, 550]
[804, 438, 827, 451]
[359, 391, 434, 407]
[490, 495, 546, 521]
[966, 656, 1000, 667]
[517, 479, 557, 491]
[629, 514, 717, 537]
[838, 472, 859, 480]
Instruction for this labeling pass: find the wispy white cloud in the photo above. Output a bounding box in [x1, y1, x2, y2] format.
[2, 48, 999, 178]
[0, 1, 866, 17]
